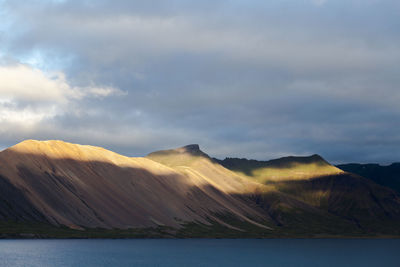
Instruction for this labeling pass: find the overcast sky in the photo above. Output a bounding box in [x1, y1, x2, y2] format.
[0, 0, 399, 163]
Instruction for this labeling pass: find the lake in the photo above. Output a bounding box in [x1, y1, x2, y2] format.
[0, 239, 399, 266]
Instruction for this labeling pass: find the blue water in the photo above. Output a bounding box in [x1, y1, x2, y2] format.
[0, 239, 399, 267]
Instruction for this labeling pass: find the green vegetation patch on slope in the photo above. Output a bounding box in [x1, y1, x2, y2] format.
[175, 212, 398, 238]
[215, 155, 342, 183]
[0, 220, 177, 239]
[270, 173, 400, 234]
[1, 217, 398, 239]
[146, 144, 210, 167]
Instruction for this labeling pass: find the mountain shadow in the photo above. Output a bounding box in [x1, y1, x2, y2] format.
[337, 163, 400, 193]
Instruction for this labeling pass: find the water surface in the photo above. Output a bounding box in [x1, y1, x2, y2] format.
[0, 239, 399, 267]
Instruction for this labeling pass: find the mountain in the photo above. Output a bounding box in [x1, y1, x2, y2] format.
[0, 140, 277, 237]
[337, 163, 400, 193]
[147, 145, 361, 235]
[0, 140, 399, 238]
[216, 155, 400, 234]
[215, 155, 343, 183]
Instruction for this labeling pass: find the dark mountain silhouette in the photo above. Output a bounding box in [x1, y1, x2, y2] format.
[337, 163, 400, 193]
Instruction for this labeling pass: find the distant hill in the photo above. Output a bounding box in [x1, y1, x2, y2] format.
[0, 140, 399, 238]
[337, 163, 400, 193]
[214, 155, 343, 183]
[216, 155, 400, 234]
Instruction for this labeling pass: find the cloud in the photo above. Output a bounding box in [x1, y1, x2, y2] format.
[0, 63, 125, 127]
[0, 64, 71, 102]
[0, 0, 399, 163]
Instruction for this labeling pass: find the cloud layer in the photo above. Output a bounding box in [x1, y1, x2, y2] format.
[1, 0, 399, 163]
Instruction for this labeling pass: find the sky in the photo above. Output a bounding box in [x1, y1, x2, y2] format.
[0, 0, 399, 163]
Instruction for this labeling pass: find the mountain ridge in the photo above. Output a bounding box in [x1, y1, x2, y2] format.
[337, 163, 400, 193]
[0, 140, 275, 233]
[214, 154, 343, 183]
[0, 140, 399, 238]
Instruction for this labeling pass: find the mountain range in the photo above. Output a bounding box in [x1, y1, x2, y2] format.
[337, 163, 400, 194]
[0, 140, 399, 238]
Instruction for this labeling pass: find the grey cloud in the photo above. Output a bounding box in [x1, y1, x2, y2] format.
[0, 0, 399, 164]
